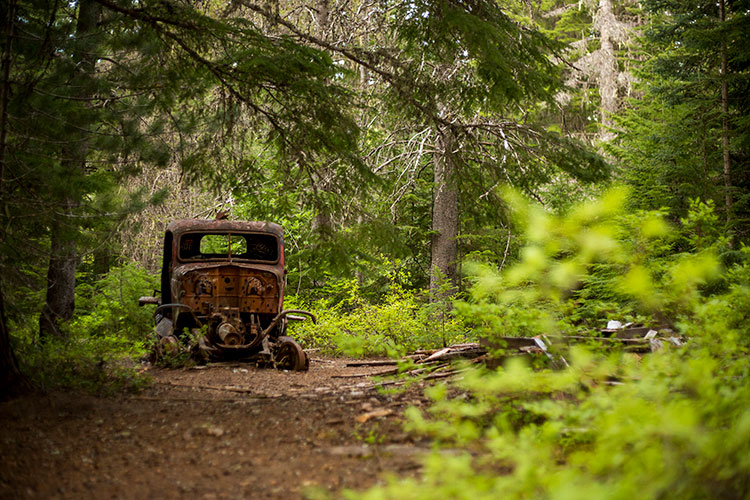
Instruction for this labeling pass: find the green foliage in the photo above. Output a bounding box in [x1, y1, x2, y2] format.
[456, 187, 681, 338]
[349, 190, 750, 500]
[0, 0, 364, 347]
[680, 198, 728, 251]
[393, 0, 563, 113]
[609, 0, 750, 239]
[287, 267, 469, 357]
[73, 263, 159, 342]
[12, 329, 150, 395]
[9, 264, 156, 393]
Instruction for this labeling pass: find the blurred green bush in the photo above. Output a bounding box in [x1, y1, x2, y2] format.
[348, 188, 750, 500]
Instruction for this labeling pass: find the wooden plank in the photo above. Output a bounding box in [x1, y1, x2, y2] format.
[345, 360, 399, 367]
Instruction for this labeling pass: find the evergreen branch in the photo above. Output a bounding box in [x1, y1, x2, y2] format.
[233, 0, 448, 128]
[92, 0, 291, 145]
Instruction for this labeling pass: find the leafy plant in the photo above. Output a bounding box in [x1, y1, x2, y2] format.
[287, 268, 469, 357]
[10, 263, 156, 393]
[346, 189, 750, 500]
[73, 263, 159, 343]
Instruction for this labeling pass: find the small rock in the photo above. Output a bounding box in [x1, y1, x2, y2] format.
[206, 426, 224, 437]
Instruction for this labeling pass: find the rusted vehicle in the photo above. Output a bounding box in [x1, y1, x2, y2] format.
[139, 219, 314, 371]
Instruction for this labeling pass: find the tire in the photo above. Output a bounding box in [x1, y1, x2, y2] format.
[274, 336, 309, 371]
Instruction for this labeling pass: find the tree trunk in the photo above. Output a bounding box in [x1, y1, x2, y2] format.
[38, 0, 101, 339]
[429, 124, 459, 299]
[719, 0, 733, 226]
[261, 0, 279, 33]
[0, 277, 31, 400]
[315, 0, 329, 36]
[310, 0, 334, 240]
[596, 0, 618, 141]
[0, 0, 12, 192]
[39, 221, 78, 339]
[0, 0, 30, 400]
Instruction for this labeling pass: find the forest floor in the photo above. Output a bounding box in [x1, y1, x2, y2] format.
[0, 356, 433, 500]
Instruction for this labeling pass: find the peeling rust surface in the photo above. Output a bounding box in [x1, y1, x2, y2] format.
[143, 218, 310, 370]
[166, 219, 284, 239]
[178, 266, 281, 315]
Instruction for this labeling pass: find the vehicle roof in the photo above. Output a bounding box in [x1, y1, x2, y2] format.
[166, 219, 284, 237]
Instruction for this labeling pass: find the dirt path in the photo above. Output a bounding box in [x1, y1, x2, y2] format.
[0, 357, 430, 499]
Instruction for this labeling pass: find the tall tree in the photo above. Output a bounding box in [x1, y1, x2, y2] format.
[0, 0, 362, 391]
[0, 0, 30, 400]
[38, 0, 101, 339]
[430, 114, 459, 294]
[610, 0, 750, 238]
[232, 0, 608, 294]
[540, 0, 639, 142]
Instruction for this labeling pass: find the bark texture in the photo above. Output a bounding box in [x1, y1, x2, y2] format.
[39, 223, 78, 338]
[39, 0, 101, 339]
[0, 277, 32, 400]
[719, 0, 733, 224]
[0, 0, 30, 400]
[595, 0, 619, 141]
[310, 0, 334, 240]
[429, 125, 459, 299]
[261, 0, 279, 33]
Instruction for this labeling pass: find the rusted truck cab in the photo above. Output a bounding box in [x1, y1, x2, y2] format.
[141, 219, 312, 370]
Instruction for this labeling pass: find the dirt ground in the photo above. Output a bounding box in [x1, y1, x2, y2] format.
[0, 356, 433, 499]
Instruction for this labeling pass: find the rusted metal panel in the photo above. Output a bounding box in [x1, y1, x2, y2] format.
[172, 263, 283, 313]
[178, 266, 281, 315]
[166, 219, 284, 239]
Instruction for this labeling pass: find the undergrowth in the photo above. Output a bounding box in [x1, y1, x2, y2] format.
[341, 188, 750, 500]
[287, 267, 470, 357]
[11, 263, 155, 394]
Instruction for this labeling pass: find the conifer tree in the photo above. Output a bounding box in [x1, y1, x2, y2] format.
[231, 0, 609, 292]
[610, 0, 750, 239]
[0, 0, 360, 389]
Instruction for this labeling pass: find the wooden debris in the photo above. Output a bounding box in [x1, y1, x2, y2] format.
[310, 357, 336, 364]
[154, 380, 258, 394]
[355, 408, 394, 423]
[331, 327, 685, 387]
[345, 360, 400, 367]
[422, 344, 485, 363]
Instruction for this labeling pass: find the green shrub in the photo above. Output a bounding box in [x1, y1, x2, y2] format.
[287, 270, 469, 357]
[11, 263, 156, 393]
[13, 329, 150, 394]
[347, 189, 750, 500]
[73, 262, 159, 342]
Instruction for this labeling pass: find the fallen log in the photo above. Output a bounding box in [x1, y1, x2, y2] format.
[331, 368, 399, 378]
[422, 344, 485, 363]
[345, 360, 400, 367]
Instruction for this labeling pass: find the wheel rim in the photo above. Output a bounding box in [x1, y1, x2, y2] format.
[274, 338, 308, 371]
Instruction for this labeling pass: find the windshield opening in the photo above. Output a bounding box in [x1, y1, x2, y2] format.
[179, 233, 278, 262]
